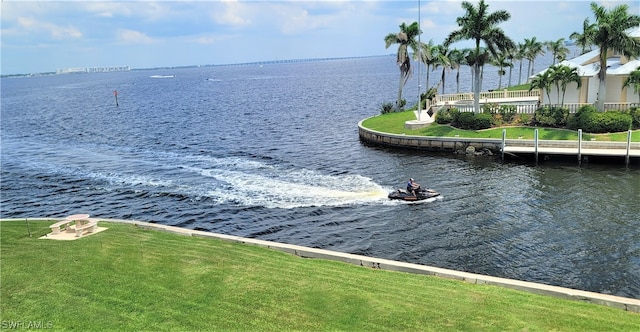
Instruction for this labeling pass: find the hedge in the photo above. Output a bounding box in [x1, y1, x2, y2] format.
[568, 105, 632, 133]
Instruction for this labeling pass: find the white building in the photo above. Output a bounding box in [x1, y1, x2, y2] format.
[536, 26, 640, 106]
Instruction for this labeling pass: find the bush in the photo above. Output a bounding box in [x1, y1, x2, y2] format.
[435, 107, 459, 124]
[569, 106, 632, 133]
[481, 103, 500, 115]
[583, 112, 632, 133]
[456, 111, 476, 129]
[518, 113, 531, 126]
[474, 113, 494, 129]
[452, 111, 492, 130]
[568, 105, 597, 130]
[499, 105, 517, 123]
[533, 106, 569, 127]
[380, 102, 394, 114]
[398, 99, 407, 110]
[626, 107, 640, 129]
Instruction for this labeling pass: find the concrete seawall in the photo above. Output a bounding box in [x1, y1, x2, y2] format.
[358, 119, 640, 164]
[358, 120, 502, 153]
[14, 217, 639, 312]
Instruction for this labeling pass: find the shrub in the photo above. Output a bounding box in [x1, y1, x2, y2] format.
[435, 107, 459, 124]
[481, 103, 500, 115]
[569, 105, 597, 130]
[474, 113, 493, 129]
[626, 107, 640, 129]
[380, 102, 394, 114]
[533, 106, 569, 127]
[452, 111, 492, 130]
[456, 111, 476, 129]
[581, 112, 632, 133]
[569, 106, 632, 133]
[398, 99, 407, 109]
[492, 113, 504, 127]
[518, 114, 531, 126]
[499, 105, 517, 123]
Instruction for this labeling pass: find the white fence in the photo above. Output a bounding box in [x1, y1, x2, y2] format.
[428, 89, 639, 114]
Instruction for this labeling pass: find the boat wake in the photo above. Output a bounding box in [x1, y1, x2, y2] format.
[193, 157, 389, 209]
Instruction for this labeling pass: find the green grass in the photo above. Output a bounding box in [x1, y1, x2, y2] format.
[506, 83, 531, 91]
[2, 220, 638, 331]
[361, 111, 640, 141]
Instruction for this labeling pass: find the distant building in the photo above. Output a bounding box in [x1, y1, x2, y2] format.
[56, 66, 130, 74]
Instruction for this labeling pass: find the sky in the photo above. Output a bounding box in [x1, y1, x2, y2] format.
[1, 0, 638, 75]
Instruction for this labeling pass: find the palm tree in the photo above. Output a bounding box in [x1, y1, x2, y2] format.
[505, 44, 517, 87]
[417, 39, 438, 92]
[590, 2, 640, 111]
[449, 48, 468, 93]
[516, 42, 527, 85]
[546, 38, 569, 65]
[385, 22, 421, 111]
[445, 0, 514, 113]
[552, 65, 582, 106]
[529, 69, 554, 105]
[491, 52, 512, 89]
[570, 18, 597, 55]
[524, 37, 545, 77]
[622, 67, 640, 103]
[433, 44, 453, 94]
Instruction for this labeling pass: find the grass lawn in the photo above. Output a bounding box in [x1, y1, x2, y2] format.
[361, 111, 640, 141]
[2, 220, 638, 331]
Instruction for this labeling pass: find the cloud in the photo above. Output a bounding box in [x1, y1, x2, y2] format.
[14, 16, 82, 40]
[117, 29, 154, 44]
[212, 0, 252, 26]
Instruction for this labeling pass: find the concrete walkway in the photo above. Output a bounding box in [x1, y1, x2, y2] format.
[26, 217, 639, 312]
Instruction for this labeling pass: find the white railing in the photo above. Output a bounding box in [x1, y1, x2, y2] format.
[425, 90, 637, 114]
[604, 102, 640, 111]
[435, 89, 540, 104]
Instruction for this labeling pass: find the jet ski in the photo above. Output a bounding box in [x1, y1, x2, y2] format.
[388, 187, 440, 202]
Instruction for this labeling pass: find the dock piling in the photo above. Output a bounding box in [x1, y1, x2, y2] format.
[534, 129, 539, 164]
[626, 130, 632, 166]
[501, 129, 506, 161]
[578, 129, 582, 166]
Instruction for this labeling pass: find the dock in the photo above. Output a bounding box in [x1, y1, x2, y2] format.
[501, 129, 639, 165]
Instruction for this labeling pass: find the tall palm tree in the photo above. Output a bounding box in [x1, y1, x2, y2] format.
[385, 22, 421, 111]
[445, 0, 514, 113]
[449, 48, 468, 93]
[524, 37, 545, 77]
[516, 42, 527, 85]
[505, 44, 517, 87]
[570, 18, 597, 55]
[491, 52, 512, 89]
[623, 66, 640, 103]
[590, 2, 640, 111]
[433, 44, 453, 94]
[418, 39, 438, 92]
[546, 38, 569, 65]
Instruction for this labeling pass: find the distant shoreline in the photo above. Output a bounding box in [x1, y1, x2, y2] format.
[1, 54, 393, 78]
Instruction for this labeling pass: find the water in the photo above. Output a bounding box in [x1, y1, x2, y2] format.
[2, 55, 639, 299]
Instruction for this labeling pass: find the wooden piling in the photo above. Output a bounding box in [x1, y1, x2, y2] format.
[578, 129, 582, 166]
[534, 129, 539, 164]
[501, 129, 506, 161]
[626, 130, 632, 166]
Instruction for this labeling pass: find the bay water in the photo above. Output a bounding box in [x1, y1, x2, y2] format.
[2, 55, 638, 298]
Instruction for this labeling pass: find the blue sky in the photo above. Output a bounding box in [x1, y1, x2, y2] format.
[1, 0, 638, 75]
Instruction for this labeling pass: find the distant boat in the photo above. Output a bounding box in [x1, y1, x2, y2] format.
[150, 75, 175, 78]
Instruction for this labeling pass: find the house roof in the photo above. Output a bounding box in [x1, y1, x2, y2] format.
[609, 59, 640, 75]
[534, 50, 640, 78]
[532, 25, 640, 78]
